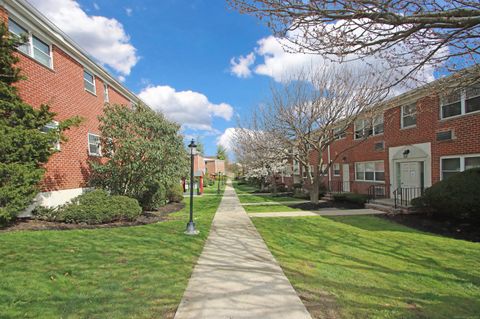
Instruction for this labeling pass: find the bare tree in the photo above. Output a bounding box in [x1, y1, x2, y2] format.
[228, 0, 480, 86]
[238, 65, 388, 203]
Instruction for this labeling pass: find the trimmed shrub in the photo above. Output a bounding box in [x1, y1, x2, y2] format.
[138, 182, 166, 210]
[56, 190, 141, 224]
[413, 168, 480, 222]
[167, 183, 184, 203]
[333, 192, 368, 206]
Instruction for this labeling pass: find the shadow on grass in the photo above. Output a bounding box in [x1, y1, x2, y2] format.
[253, 216, 480, 318]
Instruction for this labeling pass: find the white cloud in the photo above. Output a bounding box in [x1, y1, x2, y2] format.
[231, 32, 439, 88]
[230, 52, 255, 78]
[138, 85, 234, 131]
[93, 2, 100, 10]
[217, 127, 237, 151]
[30, 0, 138, 76]
[125, 8, 133, 16]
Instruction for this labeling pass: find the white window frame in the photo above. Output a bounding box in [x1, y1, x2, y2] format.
[354, 115, 384, 140]
[401, 103, 417, 128]
[355, 161, 385, 182]
[8, 18, 53, 69]
[103, 83, 109, 102]
[440, 154, 480, 180]
[440, 86, 480, 120]
[87, 133, 102, 157]
[41, 121, 60, 150]
[333, 126, 346, 140]
[333, 163, 340, 176]
[84, 69, 96, 94]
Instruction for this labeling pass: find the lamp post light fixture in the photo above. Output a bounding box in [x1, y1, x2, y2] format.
[185, 139, 199, 235]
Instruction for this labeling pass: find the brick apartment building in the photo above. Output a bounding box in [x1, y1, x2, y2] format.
[1, 0, 143, 209]
[283, 75, 480, 204]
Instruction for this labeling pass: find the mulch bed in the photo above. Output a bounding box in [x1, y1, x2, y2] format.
[289, 201, 364, 210]
[0, 202, 185, 233]
[379, 214, 480, 243]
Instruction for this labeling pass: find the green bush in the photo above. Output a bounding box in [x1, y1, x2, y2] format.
[333, 192, 368, 206]
[167, 183, 184, 203]
[413, 168, 480, 222]
[56, 190, 141, 224]
[138, 182, 166, 210]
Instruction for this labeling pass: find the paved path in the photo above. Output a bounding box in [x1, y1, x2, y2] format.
[174, 181, 312, 319]
[248, 208, 386, 218]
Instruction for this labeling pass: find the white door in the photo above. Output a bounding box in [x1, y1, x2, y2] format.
[342, 164, 350, 192]
[399, 162, 421, 188]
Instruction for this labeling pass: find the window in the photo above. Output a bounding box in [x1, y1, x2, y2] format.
[8, 19, 29, 55]
[354, 115, 383, 139]
[8, 19, 52, 67]
[103, 83, 109, 102]
[374, 141, 385, 151]
[319, 164, 327, 176]
[441, 155, 480, 179]
[84, 70, 96, 94]
[402, 103, 417, 128]
[333, 163, 340, 176]
[465, 85, 480, 114]
[441, 85, 480, 119]
[40, 121, 60, 150]
[436, 130, 453, 141]
[88, 133, 101, 156]
[333, 127, 346, 140]
[355, 161, 384, 182]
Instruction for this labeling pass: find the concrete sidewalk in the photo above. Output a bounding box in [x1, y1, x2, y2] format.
[174, 181, 312, 319]
[248, 208, 386, 218]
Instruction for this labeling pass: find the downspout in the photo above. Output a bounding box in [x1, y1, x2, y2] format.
[327, 145, 332, 187]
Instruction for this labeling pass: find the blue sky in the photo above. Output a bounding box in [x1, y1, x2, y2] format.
[30, 0, 442, 157]
[31, 0, 280, 157]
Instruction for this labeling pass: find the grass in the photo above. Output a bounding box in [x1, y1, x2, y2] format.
[232, 180, 300, 204]
[0, 190, 224, 319]
[252, 215, 480, 319]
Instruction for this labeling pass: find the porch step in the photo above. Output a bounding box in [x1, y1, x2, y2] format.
[365, 202, 401, 214]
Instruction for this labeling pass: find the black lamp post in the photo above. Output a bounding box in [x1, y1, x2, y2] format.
[185, 139, 199, 235]
[217, 172, 221, 194]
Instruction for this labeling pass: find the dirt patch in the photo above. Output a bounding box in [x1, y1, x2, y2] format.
[299, 290, 341, 319]
[379, 214, 480, 242]
[1, 202, 185, 233]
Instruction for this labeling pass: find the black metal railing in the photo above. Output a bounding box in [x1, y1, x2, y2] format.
[393, 187, 425, 208]
[329, 181, 353, 193]
[367, 184, 389, 201]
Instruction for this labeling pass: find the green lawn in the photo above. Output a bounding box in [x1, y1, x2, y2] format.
[232, 180, 299, 204]
[252, 215, 480, 319]
[0, 191, 224, 319]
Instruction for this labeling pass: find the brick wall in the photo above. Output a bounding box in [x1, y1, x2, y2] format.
[2, 7, 132, 191]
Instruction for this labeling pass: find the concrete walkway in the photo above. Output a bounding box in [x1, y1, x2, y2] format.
[174, 181, 312, 319]
[248, 208, 386, 218]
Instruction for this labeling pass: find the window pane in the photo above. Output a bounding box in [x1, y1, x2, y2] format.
[442, 102, 461, 118]
[466, 85, 480, 100]
[33, 47, 51, 67]
[374, 122, 384, 134]
[403, 114, 416, 127]
[365, 172, 374, 180]
[403, 103, 416, 116]
[356, 172, 364, 180]
[356, 163, 365, 172]
[442, 158, 460, 171]
[32, 36, 49, 55]
[375, 162, 384, 172]
[84, 70, 94, 83]
[465, 157, 480, 170]
[442, 172, 457, 180]
[365, 162, 375, 172]
[375, 172, 385, 181]
[9, 20, 29, 54]
[88, 134, 99, 144]
[465, 95, 480, 113]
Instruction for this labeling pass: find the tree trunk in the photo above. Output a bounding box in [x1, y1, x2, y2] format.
[309, 176, 320, 204]
[272, 174, 277, 194]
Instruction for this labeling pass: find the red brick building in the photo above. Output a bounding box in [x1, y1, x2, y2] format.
[1, 0, 143, 209]
[284, 76, 480, 204]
